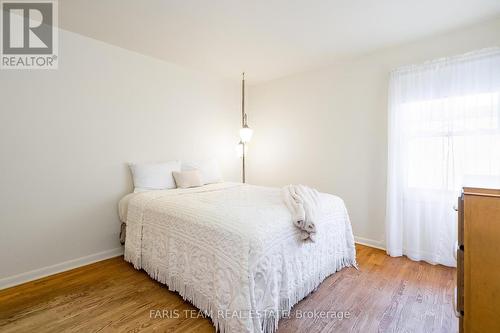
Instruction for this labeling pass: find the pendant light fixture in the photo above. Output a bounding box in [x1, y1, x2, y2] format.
[237, 72, 252, 183]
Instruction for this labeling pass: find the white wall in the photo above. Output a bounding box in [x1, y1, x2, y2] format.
[247, 17, 500, 249]
[0, 29, 240, 287]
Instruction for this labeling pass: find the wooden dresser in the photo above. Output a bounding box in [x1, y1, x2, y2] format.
[457, 187, 500, 333]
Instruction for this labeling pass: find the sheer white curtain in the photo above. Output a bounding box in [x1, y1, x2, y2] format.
[386, 48, 500, 267]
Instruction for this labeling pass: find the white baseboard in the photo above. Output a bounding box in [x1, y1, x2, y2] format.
[1, 237, 382, 290]
[354, 236, 386, 251]
[0, 247, 124, 290]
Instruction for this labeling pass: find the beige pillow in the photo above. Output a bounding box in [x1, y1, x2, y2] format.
[173, 170, 203, 188]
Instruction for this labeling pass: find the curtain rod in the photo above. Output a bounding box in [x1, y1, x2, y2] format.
[391, 47, 500, 75]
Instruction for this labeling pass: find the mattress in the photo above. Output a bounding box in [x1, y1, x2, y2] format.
[122, 182, 356, 333]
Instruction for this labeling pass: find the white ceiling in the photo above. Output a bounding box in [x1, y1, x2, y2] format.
[60, 0, 500, 83]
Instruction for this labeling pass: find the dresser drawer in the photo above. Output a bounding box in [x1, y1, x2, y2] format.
[461, 187, 500, 333]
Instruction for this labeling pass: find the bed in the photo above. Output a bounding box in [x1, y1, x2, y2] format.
[120, 182, 356, 333]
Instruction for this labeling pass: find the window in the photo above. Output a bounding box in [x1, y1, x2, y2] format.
[386, 49, 500, 267]
[403, 92, 500, 191]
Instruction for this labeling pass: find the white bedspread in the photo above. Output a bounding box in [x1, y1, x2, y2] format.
[124, 182, 356, 333]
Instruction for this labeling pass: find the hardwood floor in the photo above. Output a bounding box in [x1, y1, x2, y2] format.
[0, 244, 458, 333]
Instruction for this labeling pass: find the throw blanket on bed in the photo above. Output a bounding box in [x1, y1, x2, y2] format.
[282, 184, 321, 241]
[124, 182, 356, 333]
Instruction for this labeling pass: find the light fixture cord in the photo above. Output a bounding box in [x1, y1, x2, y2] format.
[241, 72, 246, 183]
[242, 72, 245, 127]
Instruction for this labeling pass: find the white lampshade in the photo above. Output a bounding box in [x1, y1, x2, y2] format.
[239, 126, 253, 143]
[235, 141, 249, 157]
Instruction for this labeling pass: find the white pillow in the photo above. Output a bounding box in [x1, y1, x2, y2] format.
[182, 159, 223, 184]
[129, 160, 180, 192]
[173, 170, 203, 188]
